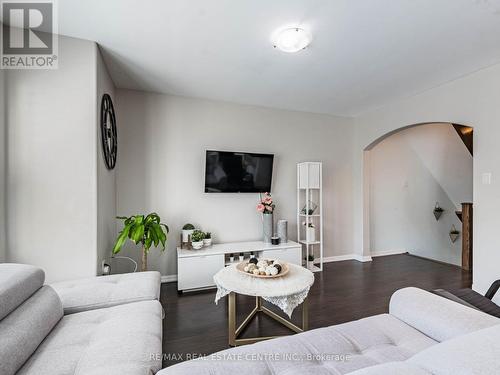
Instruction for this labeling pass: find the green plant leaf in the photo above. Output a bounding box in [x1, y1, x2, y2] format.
[149, 225, 159, 247]
[144, 231, 153, 249]
[153, 224, 166, 249]
[113, 224, 131, 254]
[131, 224, 145, 244]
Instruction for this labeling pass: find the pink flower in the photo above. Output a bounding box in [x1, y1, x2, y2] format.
[256, 203, 265, 212]
[267, 205, 273, 212]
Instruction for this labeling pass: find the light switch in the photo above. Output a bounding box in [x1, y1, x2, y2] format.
[482, 172, 492, 185]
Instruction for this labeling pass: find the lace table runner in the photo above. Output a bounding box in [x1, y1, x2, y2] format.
[214, 263, 315, 317]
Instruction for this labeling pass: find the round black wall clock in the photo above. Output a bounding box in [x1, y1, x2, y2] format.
[100, 94, 117, 170]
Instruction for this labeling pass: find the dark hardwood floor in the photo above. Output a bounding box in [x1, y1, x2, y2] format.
[160, 254, 472, 367]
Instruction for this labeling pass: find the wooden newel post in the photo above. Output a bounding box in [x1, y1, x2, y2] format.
[461, 203, 473, 271]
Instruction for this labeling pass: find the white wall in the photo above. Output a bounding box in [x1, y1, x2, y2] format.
[115, 90, 354, 277]
[5, 36, 98, 282]
[401, 124, 473, 208]
[369, 123, 467, 265]
[96, 47, 117, 275]
[0, 70, 5, 263]
[354, 62, 500, 302]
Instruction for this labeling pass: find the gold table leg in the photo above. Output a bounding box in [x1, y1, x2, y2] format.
[302, 296, 308, 331]
[227, 294, 309, 347]
[228, 292, 236, 346]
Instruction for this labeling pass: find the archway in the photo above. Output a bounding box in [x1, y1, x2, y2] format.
[363, 122, 473, 268]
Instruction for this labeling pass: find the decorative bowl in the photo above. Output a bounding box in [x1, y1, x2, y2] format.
[236, 260, 289, 279]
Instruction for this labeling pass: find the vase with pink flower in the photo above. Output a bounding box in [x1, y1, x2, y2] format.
[257, 192, 275, 243]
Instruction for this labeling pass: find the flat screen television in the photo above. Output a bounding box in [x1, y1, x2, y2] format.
[204, 150, 274, 193]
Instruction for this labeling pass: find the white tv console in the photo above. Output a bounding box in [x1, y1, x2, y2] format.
[177, 240, 302, 292]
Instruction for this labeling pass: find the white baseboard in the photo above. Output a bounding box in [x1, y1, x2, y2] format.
[353, 254, 373, 262]
[371, 249, 407, 257]
[322, 254, 357, 262]
[320, 251, 406, 263]
[161, 275, 178, 283]
[321, 254, 373, 263]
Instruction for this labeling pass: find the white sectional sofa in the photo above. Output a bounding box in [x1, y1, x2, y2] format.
[3, 262, 500, 374]
[158, 287, 500, 375]
[0, 263, 163, 375]
[51, 271, 161, 314]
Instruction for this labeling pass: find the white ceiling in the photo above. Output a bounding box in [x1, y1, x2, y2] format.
[59, 0, 500, 116]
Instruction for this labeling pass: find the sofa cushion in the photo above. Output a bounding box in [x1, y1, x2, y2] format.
[347, 362, 431, 375]
[16, 299, 163, 375]
[51, 271, 161, 314]
[408, 323, 500, 375]
[0, 263, 45, 320]
[389, 287, 500, 342]
[0, 285, 63, 375]
[158, 313, 437, 375]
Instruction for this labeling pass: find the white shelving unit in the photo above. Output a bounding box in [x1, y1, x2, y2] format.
[297, 162, 323, 272]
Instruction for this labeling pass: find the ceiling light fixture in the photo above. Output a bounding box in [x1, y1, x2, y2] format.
[273, 27, 312, 53]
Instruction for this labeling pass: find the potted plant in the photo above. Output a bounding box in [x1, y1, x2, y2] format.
[182, 223, 195, 242]
[191, 230, 205, 250]
[257, 192, 275, 243]
[203, 232, 212, 247]
[113, 213, 169, 272]
[450, 225, 460, 243]
[433, 203, 444, 221]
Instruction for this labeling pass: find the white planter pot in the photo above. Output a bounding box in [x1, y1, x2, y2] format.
[203, 238, 212, 247]
[192, 241, 204, 250]
[306, 227, 316, 243]
[182, 229, 194, 242]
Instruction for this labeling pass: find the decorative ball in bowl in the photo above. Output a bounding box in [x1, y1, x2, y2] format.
[236, 258, 289, 278]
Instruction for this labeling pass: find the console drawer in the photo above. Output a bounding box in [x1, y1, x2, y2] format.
[261, 247, 302, 265]
[177, 254, 224, 291]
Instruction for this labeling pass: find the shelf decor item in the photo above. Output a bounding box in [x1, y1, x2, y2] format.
[182, 223, 195, 243]
[113, 213, 169, 272]
[257, 192, 275, 243]
[191, 230, 205, 250]
[433, 203, 444, 221]
[297, 162, 323, 272]
[450, 225, 460, 243]
[304, 222, 316, 243]
[203, 232, 212, 247]
[301, 201, 318, 215]
[277, 219, 288, 243]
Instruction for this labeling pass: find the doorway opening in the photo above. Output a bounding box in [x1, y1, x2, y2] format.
[363, 122, 473, 269]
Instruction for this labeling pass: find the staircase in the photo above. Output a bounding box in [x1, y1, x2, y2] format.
[453, 124, 473, 156]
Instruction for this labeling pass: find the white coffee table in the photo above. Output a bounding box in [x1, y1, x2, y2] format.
[214, 263, 315, 346]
